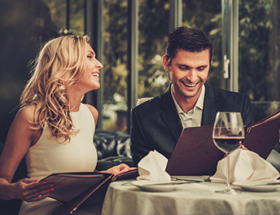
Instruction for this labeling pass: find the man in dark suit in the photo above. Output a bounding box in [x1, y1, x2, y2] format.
[130, 26, 255, 166]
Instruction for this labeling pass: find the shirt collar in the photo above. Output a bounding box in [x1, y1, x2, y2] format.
[171, 84, 205, 114]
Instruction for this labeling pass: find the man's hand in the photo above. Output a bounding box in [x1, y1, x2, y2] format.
[224, 145, 248, 158]
[241, 145, 248, 150]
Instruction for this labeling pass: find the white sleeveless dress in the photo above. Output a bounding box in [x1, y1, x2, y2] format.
[19, 103, 99, 215]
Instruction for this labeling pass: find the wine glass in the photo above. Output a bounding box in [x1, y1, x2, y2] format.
[212, 112, 245, 194]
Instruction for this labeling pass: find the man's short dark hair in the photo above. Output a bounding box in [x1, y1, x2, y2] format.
[165, 26, 212, 66]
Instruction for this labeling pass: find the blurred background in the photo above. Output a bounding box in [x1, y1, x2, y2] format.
[0, 0, 279, 142]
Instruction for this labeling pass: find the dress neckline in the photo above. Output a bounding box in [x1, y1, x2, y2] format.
[70, 103, 82, 114]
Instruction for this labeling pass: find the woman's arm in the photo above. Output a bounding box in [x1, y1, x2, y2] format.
[0, 105, 53, 201]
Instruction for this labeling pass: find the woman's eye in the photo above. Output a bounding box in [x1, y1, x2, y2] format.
[87, 55, 93, 59]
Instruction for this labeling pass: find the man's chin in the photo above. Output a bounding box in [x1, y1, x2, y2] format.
[181, 87, 202, 98]
[183, 92, 198, 98]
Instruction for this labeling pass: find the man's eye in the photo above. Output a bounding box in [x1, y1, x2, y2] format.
[198, 67, 206, 71]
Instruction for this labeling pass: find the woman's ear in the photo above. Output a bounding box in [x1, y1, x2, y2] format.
[162, 55, 169, 71]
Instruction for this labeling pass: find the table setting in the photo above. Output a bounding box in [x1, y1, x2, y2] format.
[131, 150, 202, 192]
[101, 147, 280, 215]
[101, 112, 280, 215]
[210, 112, 280, 193]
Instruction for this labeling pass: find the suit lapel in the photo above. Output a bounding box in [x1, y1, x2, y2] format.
[201, 84, 220, 125]
[160, 86, 183, 142]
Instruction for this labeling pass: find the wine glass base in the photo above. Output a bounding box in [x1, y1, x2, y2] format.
[215, 188, 241, 195]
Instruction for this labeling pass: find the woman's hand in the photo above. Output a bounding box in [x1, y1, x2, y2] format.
[12, 178, 54, 202]
[103, 164, 133, 176]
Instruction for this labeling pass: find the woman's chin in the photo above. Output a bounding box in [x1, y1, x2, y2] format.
[92, 83, 100, 90]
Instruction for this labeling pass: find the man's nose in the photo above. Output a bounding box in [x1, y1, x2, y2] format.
[186, 70, 197, 82]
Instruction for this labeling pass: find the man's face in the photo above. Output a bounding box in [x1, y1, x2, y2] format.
[163, 49, 210, 102]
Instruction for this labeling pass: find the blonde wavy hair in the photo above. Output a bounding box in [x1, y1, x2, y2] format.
[20, 35, 89, 143]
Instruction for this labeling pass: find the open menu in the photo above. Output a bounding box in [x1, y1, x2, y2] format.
[244, 110, 280, 158]
[42, 168, 138, 215]
[166, 110, 280, 176]
[41, 172, 107, 202]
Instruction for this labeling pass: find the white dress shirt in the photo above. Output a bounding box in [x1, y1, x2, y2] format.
[171, 85, 205, 128]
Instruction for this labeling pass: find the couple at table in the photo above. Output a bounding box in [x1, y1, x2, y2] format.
[131, 26, 280, 169]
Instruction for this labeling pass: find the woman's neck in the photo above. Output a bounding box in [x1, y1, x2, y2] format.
[68, 86, 84, 112]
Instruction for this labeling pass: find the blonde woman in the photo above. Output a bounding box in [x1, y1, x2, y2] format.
[0, 35, 130, 214]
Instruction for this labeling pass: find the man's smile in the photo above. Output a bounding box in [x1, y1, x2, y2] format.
[181, 81, 199, 87]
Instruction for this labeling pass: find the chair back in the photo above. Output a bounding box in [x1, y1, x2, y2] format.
[136, 97, 153, 106]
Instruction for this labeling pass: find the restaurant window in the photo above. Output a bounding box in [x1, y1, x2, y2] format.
[137, 0, 170, 99]
[238, 0, 280, 121]
[41, 0, 66, 35]
[68, 0, 84, 36]
[101, 0, 171, 132]
[101, 0, 128, 132]
[41, 0, 84, 36]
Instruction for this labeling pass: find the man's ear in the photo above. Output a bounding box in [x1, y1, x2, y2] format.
[162, 55, 169, 71]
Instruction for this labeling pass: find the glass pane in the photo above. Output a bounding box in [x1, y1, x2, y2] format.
[138, 0, 170, 98]
[42, 0, 66, 33]
[182, 0, 222, 88]
[239, 0, 280, 121]
[70, 0, 84, 36]
[102, 0, 128, 131]
[43, 0, 84, 36]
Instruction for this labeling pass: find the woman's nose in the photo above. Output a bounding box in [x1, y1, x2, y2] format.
[96, 59, 103, 69]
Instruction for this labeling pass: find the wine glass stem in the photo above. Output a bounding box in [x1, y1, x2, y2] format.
[226, 154, 231, 191]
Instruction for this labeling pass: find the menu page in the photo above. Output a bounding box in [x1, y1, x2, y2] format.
[41, 173, 106, 202]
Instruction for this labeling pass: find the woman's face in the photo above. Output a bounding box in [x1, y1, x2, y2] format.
[76, 43, 103, 92]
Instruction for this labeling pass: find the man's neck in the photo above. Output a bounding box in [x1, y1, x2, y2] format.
[171, 85, 202, 113]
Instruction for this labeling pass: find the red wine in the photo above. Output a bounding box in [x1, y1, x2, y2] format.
[213, 137, 244, 153]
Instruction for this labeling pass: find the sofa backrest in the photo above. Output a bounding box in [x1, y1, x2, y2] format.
[93, 129, 131, 159]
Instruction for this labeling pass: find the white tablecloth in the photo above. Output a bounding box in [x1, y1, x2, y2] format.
[101, 180, 280, 215]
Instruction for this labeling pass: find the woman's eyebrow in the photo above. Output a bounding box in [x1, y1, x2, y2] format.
[87, 50, 96, 56]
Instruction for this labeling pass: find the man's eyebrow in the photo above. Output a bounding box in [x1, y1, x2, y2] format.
[176, 63, 209, 68]
[176, 63, 189, 67]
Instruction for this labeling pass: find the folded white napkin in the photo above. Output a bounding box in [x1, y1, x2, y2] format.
[211, 149, 280, 183]
[137, 150, 171, 181]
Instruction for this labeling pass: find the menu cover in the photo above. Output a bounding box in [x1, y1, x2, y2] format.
[166, 110, 280, 176]
[48, 168, 138, 215]
[42, 172, 109, 203]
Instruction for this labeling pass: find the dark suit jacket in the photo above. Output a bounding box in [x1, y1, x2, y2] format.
[130, 84, 255, 166]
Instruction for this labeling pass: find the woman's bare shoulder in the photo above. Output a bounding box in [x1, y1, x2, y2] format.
[17, 104, 37, 123]
[84, 104, 98, 123]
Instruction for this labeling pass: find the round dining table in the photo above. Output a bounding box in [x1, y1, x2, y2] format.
[101, 180, 280, 215]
